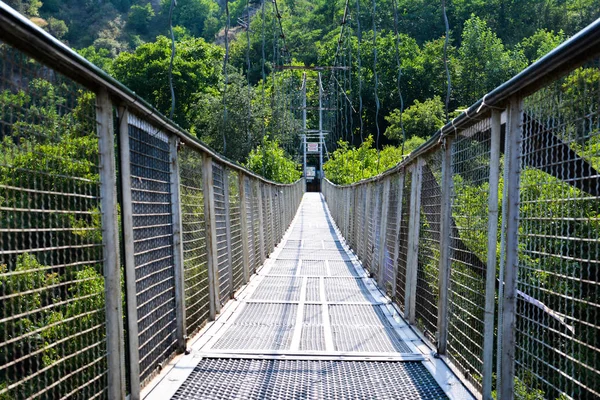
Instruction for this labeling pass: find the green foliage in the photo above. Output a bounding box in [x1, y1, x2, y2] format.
[456, 15, 527, 106]
[385, 96, 445, 141]
[127, 3, 155, 34]
[323, 135, 406, 185]
[46, 17, 68, 39]
[0, 78, 106, 397]
[160, 0, 220, 40]
[77, 45, 114, 71]
[519, 29, 566, 63]
[5, 0, 42, 16]
[245, 137, 302, 183]
[111, 35, 223, 129]
[192, 71, 261, 162]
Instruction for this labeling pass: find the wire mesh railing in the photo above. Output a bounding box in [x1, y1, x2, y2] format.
[323, 17, 600, 400]
[0, 4, 304, 399]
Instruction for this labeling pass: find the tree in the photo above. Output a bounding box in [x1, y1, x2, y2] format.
[518, 28, 566, 64]
[77, 45, 114, 72]
[111, 35, 223, 129]
[385, 96, 445, 141]
[4, 0, 42, 16]
[456, 15, 526, 106]
[46, 17, 68, 39]
[245, 137, 302, 183]
[127, 3, 155, 34]
[159, 0, 220, 40]
[323, 135, 407, 184]
[192, 71, 262, 162]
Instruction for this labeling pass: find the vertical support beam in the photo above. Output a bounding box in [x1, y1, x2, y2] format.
[202, 154, 220, 318]
[257, 182, 266, 262]
[239, 175, 251, 284]
[169, 135, 187, 352]
[318, 72, 324, 181]
[362, 184, 372, 264]
[269, 187, 275, 252]
[377, 178, 391, 287]
[437, 138, 453, 355]
[117, 106, 140, 399]
[97, 91, 126, 400]
[405, 158, 424, 324]
[223, 168, 234, 297]
[391, 172, 405, 298]
[498, 97, 523, 400]
[482, 110, 502, 398]
[302, 72, 307, 187]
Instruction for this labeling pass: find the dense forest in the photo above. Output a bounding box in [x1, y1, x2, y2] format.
[4, 0, 600, 181]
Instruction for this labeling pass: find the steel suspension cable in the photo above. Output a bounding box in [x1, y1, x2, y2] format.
[261, 0, 267, 139]
[354, 0, 364, 142]
[442, 0, 451, 122]
[167, 0, 177, 120]
[371, 0, 381, 169]
[392, 0, 406, 155]
[222, 0, 231, 153]
[245, 0, 253, 149]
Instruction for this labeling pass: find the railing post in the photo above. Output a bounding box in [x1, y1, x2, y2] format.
[97, 90, 126, 400]
[391, 172, 405, 299]
[362, 184, 372, 264]
[377, 178, 391, 287]
[405, 158, 424, 323]
[257, 182, 266, 262]
[169, 135, 187, 352]
[482, 110, 502, 398]
[117, 106, 141, 399]
[498, 97, 523, 400]
[202, 154, 220, 318]
[437, 138, 453, 355]
[223, 169, 234, 297]
[239, 175, 251, 284]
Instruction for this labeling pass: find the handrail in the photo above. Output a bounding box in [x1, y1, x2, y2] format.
[0, 1, 299, 187]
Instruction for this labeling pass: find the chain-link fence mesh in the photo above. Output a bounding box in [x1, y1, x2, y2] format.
[447, 118, 492, 393]
[0, 41, 108, 399]
[126, 114, 178, 384]
[370, 183, 384, 277]
[228, 171, 243, 292]
[382, 176, 400, 297]
[415, 151, 443, 344]
[212, 162, 230, 304]
[251, 180, 262, 271]
[178, 146, 210, 338]
[395, 170, 412, 312]
[516, 59, 600, 399]
[243, 177, 256, 275]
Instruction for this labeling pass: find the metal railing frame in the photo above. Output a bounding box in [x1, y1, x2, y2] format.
[0, 3, 304, 399]
[323, 16, 600, 400]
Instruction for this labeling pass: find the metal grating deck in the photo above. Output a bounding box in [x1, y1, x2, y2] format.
[146, 194, 472, 400]
[171, 359, 448, 400]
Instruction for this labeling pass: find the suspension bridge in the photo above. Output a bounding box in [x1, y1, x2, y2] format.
[0, 1, 599, 400]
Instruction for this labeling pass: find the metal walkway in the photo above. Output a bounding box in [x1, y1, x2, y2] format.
[145, 194, 472, 399]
